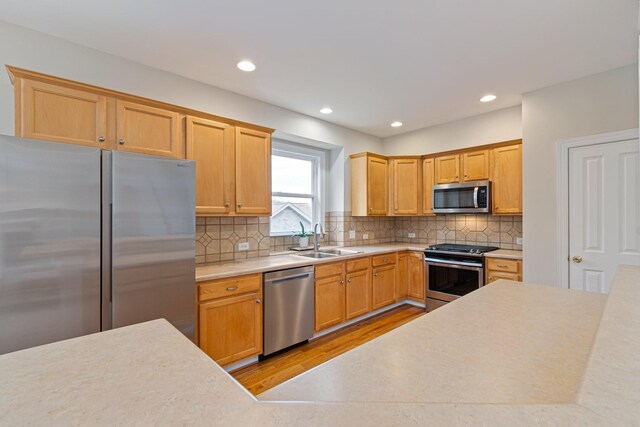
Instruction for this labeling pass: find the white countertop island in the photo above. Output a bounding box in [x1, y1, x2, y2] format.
[1, 266, 638, 426]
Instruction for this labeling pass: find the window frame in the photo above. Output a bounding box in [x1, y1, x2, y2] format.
[270, 142, 325, 237]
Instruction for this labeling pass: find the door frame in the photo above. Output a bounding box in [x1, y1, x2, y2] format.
[556, 128, 639, 289]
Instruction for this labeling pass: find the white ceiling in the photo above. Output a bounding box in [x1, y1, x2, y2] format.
[0, 0, 637, 137]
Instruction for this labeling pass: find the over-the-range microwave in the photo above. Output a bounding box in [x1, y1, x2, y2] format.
[432, 180, 491, 214]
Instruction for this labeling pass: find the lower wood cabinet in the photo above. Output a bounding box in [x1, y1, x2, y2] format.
[372, 264, 396, 310]
[197, 274, 262, 366]
[315, 273, 346, 331]
[408, 252, 425, 301]
[396, 253, 409, 300]
[485, 258, 522, 284]
[345, 267, 372, 320]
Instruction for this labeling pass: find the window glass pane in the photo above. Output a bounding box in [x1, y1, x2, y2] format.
[272, 155, 313, 194]
[271, 196, 313, 235]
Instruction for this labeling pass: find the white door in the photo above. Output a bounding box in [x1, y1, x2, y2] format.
[568, 139, 640, 293]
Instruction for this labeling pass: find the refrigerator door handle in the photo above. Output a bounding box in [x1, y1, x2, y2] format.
[101, 151, 112, 331]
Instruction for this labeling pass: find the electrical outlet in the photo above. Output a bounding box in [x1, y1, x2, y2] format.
[349, 230, 356, 239]
[238, 242, 249, 251]
[363, 233, 369, 240]
[516, 237, 523, 245]
[408, 232, 416, 238]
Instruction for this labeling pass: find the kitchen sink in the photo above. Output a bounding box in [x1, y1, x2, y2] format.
[297, 252, 339, 259]
[319, 248, 365, 256]
[296, 248, 365, 259]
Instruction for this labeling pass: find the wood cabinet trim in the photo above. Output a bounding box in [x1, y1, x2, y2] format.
[6, 65, 275, 135]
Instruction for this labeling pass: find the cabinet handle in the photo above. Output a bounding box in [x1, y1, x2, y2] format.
[98, 136, 105, 142]
[488, 276, 493, 281]
[237, 203, 242, 208]
[347, 278, 352, 283]
[497, 264, 508, 268]
[340, 280, 344, 285]
[374, 273, 378, 277]
[256, 298, 261, 304]
[369, 207, 372, 211]
[226, 286, 238, 292]
[225, 202, 230, 208]
[456, 175, 459, 178]
[118, 139, 125, 145]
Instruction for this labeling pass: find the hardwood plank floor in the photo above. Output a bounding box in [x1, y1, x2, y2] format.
[230, 304, 426, 396]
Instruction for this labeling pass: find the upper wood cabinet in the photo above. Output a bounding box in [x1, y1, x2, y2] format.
[422, 158, 435, 215]
[490, 144, 522, 215]
[434, 154, 460, 184]
[235, 127, 272, 215]
[116, 100, 181, 158]
[15, 78, 109, 148]
[350, 153, 388, 216]
[390, 158, 420, 215]
[462, 149, 489, 181]
[185, 117, 234, 215]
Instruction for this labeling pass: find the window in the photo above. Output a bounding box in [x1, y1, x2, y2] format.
[270, 143, 325, 236]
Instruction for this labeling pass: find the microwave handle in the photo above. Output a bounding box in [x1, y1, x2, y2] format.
[473, 187, 479, 208]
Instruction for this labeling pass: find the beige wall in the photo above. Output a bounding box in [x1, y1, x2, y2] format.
[381, 106, 522, 155]
[522, 64, 639, 286]
[0, 20, 381, 212]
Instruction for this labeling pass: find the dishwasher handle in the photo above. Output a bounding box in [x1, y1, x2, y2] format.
[265, 272, 312, 284]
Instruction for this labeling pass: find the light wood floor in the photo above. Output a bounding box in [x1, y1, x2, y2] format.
[231, 304, 426, 396]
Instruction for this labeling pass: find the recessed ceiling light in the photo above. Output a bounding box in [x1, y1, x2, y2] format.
[391, 121, 403, 128]
[320, 107, 333, 114]
[237, 60, 256, 72]
[480, 94, 497, 103]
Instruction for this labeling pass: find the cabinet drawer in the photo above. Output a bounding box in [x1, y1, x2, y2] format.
[372, 253, 396, 267]
[486, 258, 519, 273]
[486, 271, 520, 284]
[346, 257, 371, 273]
[198, 273, 261, 302]
[315, 261, 344, 279]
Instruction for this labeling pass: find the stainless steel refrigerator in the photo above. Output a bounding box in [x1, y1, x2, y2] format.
[0, 135, 195, 355]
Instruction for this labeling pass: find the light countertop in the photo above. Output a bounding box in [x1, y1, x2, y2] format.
[195, 244, 522, 282]
[2, 265, 639, 426]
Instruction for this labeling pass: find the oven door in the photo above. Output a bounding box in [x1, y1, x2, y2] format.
[425, 257, 484, 302]
[432, 181, 490, 214]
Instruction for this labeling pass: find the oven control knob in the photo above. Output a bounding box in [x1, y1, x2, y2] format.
[469, 249, 474, 253]
[475, 249, 481, 254]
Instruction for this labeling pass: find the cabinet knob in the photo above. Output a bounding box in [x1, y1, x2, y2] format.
[488, 276, 493, 281]
[369, 207, 372, 211]
[374, 273, 378, 277]
[118, 139, 125, 145]
[256, 298, 261, 304]
[340, 280, 344, 285]
[347, 278, 352, 283]
[456, 176, 459, 178]
[237, 203, 242, 208]
[98, 136, 105, 142]
[225, 202, 230, 208]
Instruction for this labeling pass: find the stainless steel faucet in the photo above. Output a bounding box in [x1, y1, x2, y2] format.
[313, 223, 324, 253]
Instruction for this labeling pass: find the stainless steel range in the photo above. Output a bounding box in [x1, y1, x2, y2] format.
[424, 243, 499, 311]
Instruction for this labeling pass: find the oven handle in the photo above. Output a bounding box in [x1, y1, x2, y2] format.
[425, 257, 483, 270]
[473, 187, 479, 208]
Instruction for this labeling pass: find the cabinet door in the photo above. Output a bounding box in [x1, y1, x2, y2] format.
[116, 100, 181, 158]
[434, 154, 460, 184]
[198, 292, 262, 366]
[391, 158, 419, 215]
[408, 252, 425, 300]
[18, 78, 108, 148]
[235, 127, 272, 215]
[367, 156, 388, 215]
[185, 117, 234, 215]
[372, 265, 396, 310]
[396, 253, 408, 300]
[462, 149, 489, 181]
[315, 275, 345, 331]
[345, 269, 371, 320]
[491, 144, 522, 215]
[422, 158, 435, 215]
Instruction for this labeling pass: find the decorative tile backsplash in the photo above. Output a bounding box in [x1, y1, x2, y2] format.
[195, 213, 522, 265]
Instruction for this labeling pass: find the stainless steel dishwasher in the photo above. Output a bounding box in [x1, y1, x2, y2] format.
[263, 266, 315, 357]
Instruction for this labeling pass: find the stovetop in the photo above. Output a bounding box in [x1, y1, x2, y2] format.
[424, 243, 499, 255]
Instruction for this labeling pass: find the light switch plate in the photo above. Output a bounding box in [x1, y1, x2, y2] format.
[363, 233, 369, 240]
[516, 237, 523, 245]
[408, 232, 416, 238]
[238, 242, 249, 251]
[349, 230, 356, 239]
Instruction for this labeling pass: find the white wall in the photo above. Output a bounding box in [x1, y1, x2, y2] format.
[522, 64, 639, 286]
[0, 20, 382, 212]
[381, 106, 522, 155]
